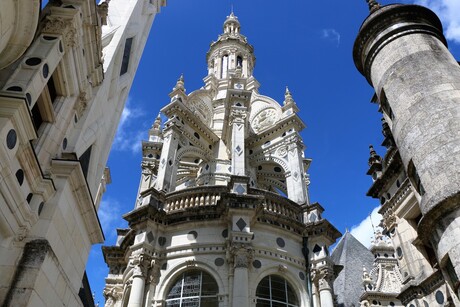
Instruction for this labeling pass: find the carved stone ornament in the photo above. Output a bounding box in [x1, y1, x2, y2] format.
[230, 108, 247, 125]
[251, 108, 278, 133]
[230, 244, 254, 268]
[103, 286, 123, 307]
[15, 226, 28, 242]
[74, 91, 88, 117]
[130, 253, 151, 278]
[277, 146, 288, 157]
[318, 269, 334, 291]
[42, 16, 77, 48]
[383, 208, 396, 230]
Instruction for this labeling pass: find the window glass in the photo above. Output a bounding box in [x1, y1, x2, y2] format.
[256, 275, 299, 307]
[166, 270, 218, 307]
[120, 37, 133, 75]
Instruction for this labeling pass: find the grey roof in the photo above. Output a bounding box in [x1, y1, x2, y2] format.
[331, 231, 374, 307]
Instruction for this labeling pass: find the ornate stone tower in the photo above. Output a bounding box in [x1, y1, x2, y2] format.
[0, 0, 166, 306]
[103, 13, 341, 307]
[354, 1, 460, 305]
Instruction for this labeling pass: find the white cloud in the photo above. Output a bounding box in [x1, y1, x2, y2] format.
[113, 97, 146, 153]
[322, 29, 341, 46]
[350, 206, 382, 248]
[98, 198, 126, 239]
[413, 0, 460, 43]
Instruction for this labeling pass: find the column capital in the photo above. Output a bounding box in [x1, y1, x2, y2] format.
[318, 268, 334, 291]
[130, 253, 152, 278]
[229, 243, 253, 268]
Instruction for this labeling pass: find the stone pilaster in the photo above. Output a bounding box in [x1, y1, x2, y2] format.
[230, 243, 253, 307]
[230, 106, 247, 177]
[127, 253, 152, 307]
[318, 269, 335, 307]
[285, 135, 308, 204]
[155, 119, 180, 192]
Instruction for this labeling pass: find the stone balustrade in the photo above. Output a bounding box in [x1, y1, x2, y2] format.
[163, 186, 226, 213]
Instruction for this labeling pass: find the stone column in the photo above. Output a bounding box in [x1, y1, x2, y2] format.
[127, 254, 151, 307]
[285, 135, 308, 204]
[318, 272, 334, 307]
[311, 282, 320, 307]
[144, 262, 161, 307]
[230, 107, 247, 176]
[128, 264, 146, 307]
[155, 120, 180, 192]
[231, 245, 253, 307]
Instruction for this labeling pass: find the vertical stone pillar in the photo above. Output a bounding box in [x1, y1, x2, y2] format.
[155, 121, 180, 192]
[311, 282, 320, 307]
[128, 264, 146, 307]
[285, 136, 308, 204]
[230, 106, 247, 176]
[144, 262, 161, 307]
[318, 274, 334, 307]
[242, 55, 248, 78]
[231, 246, 252, 307]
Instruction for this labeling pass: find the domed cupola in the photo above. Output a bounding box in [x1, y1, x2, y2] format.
[206, 12, 255, 80]
[223, 12, 240, 35]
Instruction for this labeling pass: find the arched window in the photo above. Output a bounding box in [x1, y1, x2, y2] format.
[165, 270, 218, 307]
[237, 56, 243, 68]
[256, 275, 299, 307]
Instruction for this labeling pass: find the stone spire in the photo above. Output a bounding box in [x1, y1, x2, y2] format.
[173, 73, 185, 92]
[149, 113, 162, 142]
[283, 86, 295, 105]
[153, 113, 161, 130]
[366, 0, 381, 13]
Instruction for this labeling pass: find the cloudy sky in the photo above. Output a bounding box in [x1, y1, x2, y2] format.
[83, 0, 460, 304]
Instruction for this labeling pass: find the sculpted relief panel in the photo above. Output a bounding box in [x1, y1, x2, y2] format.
[251, 108, 279, 133]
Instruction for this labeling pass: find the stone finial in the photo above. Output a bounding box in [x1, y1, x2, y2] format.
[368, 145, 382, 166]
[153, 113, 161, 130]
[173, 73, 185, 92]
[284, 86, 295, 105]
[366, 0, 381, 13]
[362, 266, 373, 290]
[381, 117, 391, 137]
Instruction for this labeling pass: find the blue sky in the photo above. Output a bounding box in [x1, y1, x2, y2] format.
[77, 0, 460, 305]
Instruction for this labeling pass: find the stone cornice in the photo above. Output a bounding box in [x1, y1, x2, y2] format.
[398, 269, 444, 305]
[161, 98, 219, 144]
[353, 4, 445, 84]
[51, 158, 104, 243]
[247, 113, 305, 147]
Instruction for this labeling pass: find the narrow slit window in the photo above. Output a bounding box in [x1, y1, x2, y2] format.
[120, 37, 134, 76]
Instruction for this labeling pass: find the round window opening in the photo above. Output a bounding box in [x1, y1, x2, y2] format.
[165, 270, 218, 307]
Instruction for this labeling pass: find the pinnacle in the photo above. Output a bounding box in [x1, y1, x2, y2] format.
[284, 86, 295, 105]
[366, 0, 381, 13]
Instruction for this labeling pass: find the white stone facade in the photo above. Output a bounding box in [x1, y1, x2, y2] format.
[0, 0, 165, 306]
[103, 13, 340, 307]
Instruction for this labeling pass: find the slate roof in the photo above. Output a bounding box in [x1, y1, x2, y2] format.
[331, 231, 374, 307]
